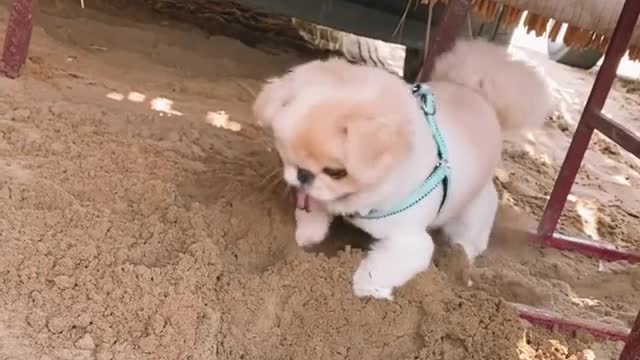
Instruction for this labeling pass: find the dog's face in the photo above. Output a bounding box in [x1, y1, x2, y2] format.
[274, 100, 411, 201]
[253, 60, 412, 202]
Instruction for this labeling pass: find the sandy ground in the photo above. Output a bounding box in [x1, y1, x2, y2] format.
[1, 1, 640, 359]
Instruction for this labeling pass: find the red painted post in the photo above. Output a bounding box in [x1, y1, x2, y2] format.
[536, 0, 640, 237]
[0, 0, 37, 79]
[620, 310, 640, 360]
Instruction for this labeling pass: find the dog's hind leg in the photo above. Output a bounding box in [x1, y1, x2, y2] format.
[442, 180, 498, 261]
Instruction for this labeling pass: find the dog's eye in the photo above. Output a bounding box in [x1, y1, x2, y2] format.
[322, 167, 348, 180]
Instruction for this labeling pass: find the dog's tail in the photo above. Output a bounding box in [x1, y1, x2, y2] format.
[431, 39, 553, 133]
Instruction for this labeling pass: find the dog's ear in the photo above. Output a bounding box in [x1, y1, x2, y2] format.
[252, 76, 289, 128]
[342, 113, 411, 183]
[253, 59, 349, 128]
[253, 59, 335, 128]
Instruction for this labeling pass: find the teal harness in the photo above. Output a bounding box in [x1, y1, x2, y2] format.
[350, 84, 450, 220]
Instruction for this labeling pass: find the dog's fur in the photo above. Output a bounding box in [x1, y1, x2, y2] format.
[253, 39, 553, 300]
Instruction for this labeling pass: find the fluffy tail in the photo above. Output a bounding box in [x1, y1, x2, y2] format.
[431, 39, 553, 133]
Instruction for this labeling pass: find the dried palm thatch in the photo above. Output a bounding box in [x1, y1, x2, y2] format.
[94, 0, 640, 61]
[424, 0, 640, 61]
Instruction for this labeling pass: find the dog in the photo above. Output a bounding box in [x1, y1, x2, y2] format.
[253, 39, 552, 300]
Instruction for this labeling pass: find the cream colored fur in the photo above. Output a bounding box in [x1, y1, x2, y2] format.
[253, 39, 553, 300]
[431, 39, 552, 133]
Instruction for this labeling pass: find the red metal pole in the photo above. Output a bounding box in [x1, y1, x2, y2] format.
[513, 303, 630, 342]
[536, 0, 640, 238]
[527, 232, 640, 264]
[620, 310, 640, 360]
[589, 110, 640, 158]
[0, 0, 37, 79]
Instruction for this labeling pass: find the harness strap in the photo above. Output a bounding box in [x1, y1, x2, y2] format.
[352, 83, 450, 220]
[415, 84, 449, 212]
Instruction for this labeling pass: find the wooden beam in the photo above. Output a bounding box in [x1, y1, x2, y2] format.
[231, 0, 431, 49]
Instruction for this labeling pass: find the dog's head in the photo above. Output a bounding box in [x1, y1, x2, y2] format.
[252, 58, 353, 128]
[253, 59, 413, 202]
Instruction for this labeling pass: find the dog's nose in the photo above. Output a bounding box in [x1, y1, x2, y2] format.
[297, 168, 315, 185]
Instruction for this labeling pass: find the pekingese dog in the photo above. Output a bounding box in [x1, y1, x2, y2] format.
[253, 39, 552, 300]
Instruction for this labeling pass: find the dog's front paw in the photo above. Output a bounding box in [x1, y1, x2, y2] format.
[294, 209, 331, 247]
[295, 222, 327, 247]
[352, 262, 394, 300]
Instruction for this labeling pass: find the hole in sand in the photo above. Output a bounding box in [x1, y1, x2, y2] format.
[304, 218, 373, 257]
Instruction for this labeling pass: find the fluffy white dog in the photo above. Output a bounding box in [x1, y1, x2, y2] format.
[253, 39, 552, 300]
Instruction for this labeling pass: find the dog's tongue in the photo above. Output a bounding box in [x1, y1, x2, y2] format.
[294, 189, 321, 212]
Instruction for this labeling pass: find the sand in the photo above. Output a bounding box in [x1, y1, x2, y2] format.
[0, 1, 639, 359]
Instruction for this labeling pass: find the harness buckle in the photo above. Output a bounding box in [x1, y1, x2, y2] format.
[437, 159, 450, 171]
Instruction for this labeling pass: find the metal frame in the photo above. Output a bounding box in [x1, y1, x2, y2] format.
[621, 311, 640, 360]
[420, 0, 640, 357]
[2, 0, 640, 357]
[536, 0, 640, 241]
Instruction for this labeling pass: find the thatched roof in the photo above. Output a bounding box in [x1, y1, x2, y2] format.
[448, 0, 640, 61]
[101, 0, 640, 61]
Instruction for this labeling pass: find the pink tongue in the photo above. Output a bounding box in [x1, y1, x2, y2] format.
[295, 189, 320, 211]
